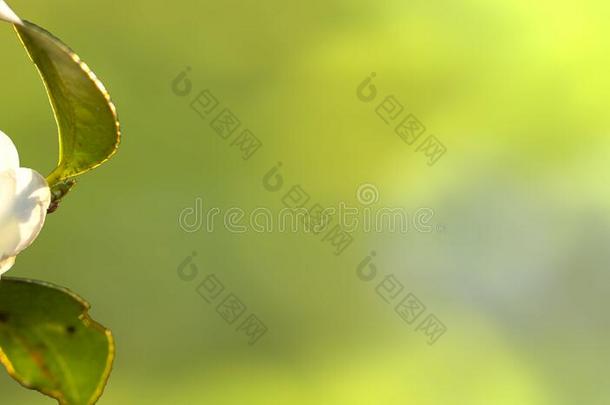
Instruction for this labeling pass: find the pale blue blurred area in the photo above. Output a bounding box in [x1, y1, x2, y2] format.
[1, 0, 609, 403]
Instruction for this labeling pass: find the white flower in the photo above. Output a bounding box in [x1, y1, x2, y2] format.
[0, 0, 22, 25]
[0, 131, 51, 275]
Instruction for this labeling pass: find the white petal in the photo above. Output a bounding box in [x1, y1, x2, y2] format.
[11, 168, 51, 254]
[0, 168, 50, 270]
[0, 130, 19, 172]
[0, 169, 16, 223]
[0, 256, 15, 276]
[0, 0, 22, 25]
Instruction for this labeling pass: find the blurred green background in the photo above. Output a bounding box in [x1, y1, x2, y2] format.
[1, 0, 609, 403]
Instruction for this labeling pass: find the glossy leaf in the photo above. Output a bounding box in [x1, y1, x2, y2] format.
[14, 21, 120, 187]
[0, 278, 115, 405]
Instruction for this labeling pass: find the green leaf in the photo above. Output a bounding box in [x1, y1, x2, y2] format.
[14, 21, 120, 188]
[0, 278, 115, 405]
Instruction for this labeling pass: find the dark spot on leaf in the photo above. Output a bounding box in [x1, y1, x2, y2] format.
[66, 325, 76, 335]
[0, 312, 9, 323]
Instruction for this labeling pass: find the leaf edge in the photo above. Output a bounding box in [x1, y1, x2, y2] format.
[0, 277, 115, 405]
[13, 21, 122, 186]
